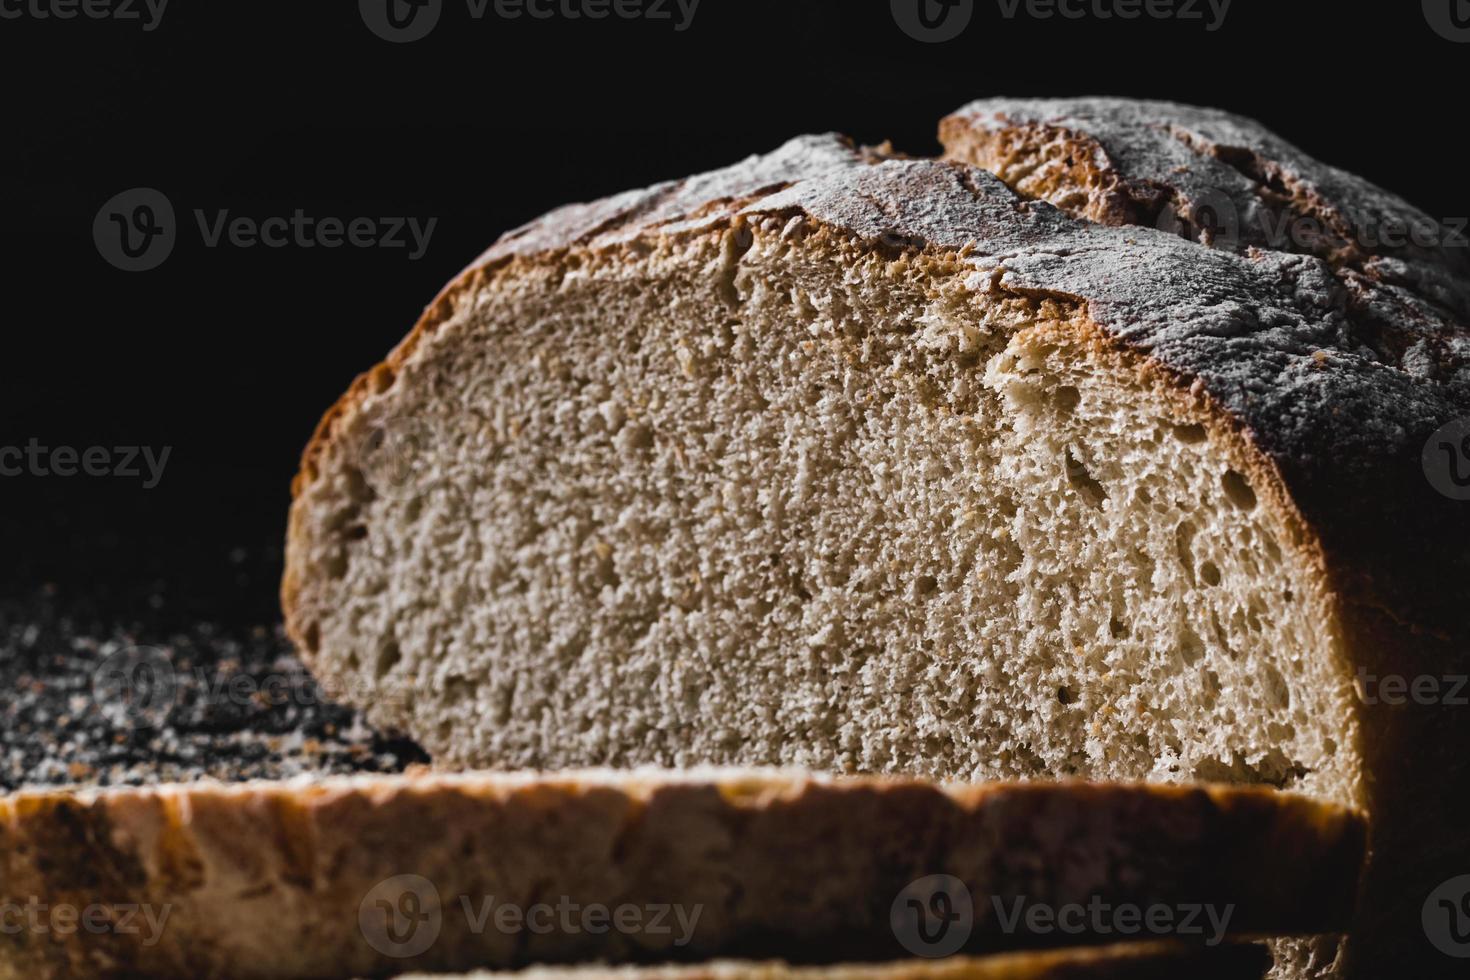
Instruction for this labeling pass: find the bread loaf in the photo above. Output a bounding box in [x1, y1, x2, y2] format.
[282, 98, 1470, 978]
[0, 770, 1361, 979]
[398, 941, 1274, 979]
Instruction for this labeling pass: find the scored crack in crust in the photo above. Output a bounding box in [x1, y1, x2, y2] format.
[938, 97, 1470, 313]
[280, 102, 1470, 980]
[0, 770, 1360, 980]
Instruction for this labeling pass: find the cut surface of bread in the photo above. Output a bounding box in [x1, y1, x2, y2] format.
[0, 769, 1361, 980]
[281, 100, 1470, 978]
[395, 940, 1273, 979]
[287, 136, 1366, 798]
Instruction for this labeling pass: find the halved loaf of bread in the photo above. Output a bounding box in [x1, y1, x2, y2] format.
[0, 770, 1361, 979]
[281, 99, 1470, 978]
[934, 97, 1470, 980]
[397, 941, 1272, 979]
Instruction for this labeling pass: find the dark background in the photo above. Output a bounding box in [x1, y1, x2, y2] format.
[2, 0, 1464, 629]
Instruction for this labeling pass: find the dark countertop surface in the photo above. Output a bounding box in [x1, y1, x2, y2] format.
[0, 535, 427, 793]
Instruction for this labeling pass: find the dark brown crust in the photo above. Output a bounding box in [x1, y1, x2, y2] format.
[409, 940, 1273, 979]
[0, 773, 1357, 980]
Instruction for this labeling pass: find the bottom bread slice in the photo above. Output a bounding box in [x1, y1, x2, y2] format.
[395, 941, 1273, 979]
[0, 769, 1362, 980]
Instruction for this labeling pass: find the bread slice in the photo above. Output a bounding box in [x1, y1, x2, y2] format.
[0, 769, 1361, 980]
[397, 941, 1273, 979]
[280, 100, 1469, 978]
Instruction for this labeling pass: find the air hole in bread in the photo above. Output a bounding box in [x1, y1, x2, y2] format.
[370, 363, 396, 394]
[1175, 520, 1197, 583]
[1179, 626, 1205, 666]
[1193, 750, 1305, 789]
[1222, 469, 1258, 510]
[1172, 423, 1207, 444]
[1261, 534, 1282, 563]
[375, 640, 402, 680]
[1064, 447, 1107, 507]
[1201, 668, 1221, 707]
[1263, 662, 1291, 710]
[1054, 385, 1081, 414]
